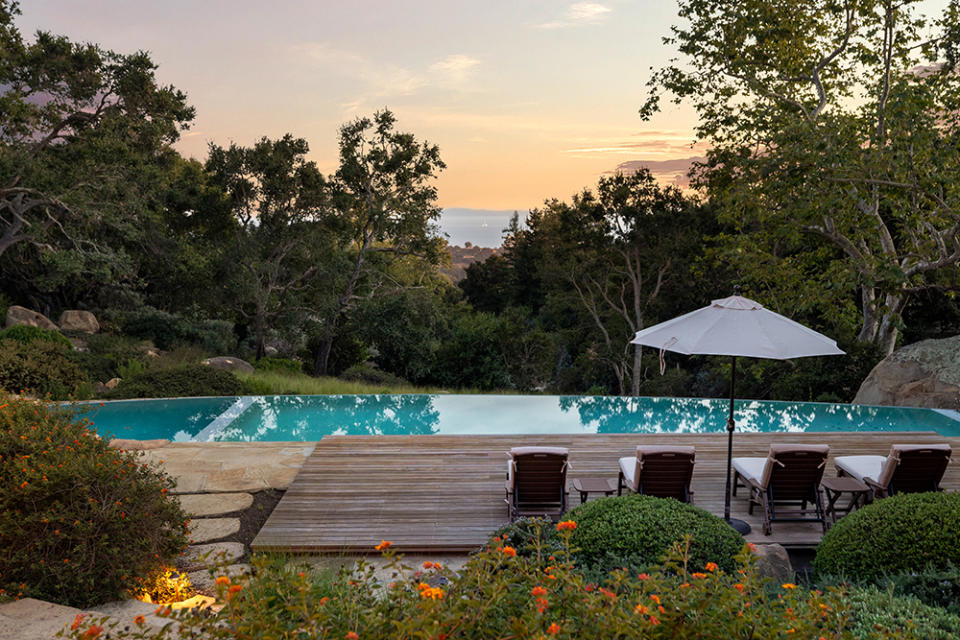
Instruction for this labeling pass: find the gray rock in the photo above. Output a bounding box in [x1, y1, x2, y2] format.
[59, 310, 100, 333]
[177, 492, 253, 517]
[264, 345, 279, 356]
[203, 356, 255, 374]
[0, 598, 81, 640]
[5, 305, 58, 331]
[69, 336, 89, 352]
[186, 563, 252, 594]
[177, 542, 246, 571]
[188, 517, 241, 544]
[752, 543, 793, 582]
[854, 335, 960, 409]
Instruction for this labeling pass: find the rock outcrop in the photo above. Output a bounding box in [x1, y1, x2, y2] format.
[202, 356, 255, 374]
[5, 305, 58, 331]
[58, 310, 100, 333]
[854, 335, 960, 409]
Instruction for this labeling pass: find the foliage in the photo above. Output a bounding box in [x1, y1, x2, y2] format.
[118, 308, 235, 353]
[253, 357, 303, 375]
[66, 531, 887, 640]
[846, 587, 960, 640]
[878, 566, 960, 615]
[431, 310, 511, 390]
[133, 567, 194, 605]
[566, 495, 743, 574]
[491, 517, 564, 563]
[339, 364, 408, 387]
[813, 492, 960, 582]
[235, 369, 446, 396]
[0, 393, 189, 607]
[0, 324, 72, 350]
[0, 340, 85, 399]
[107, 364, 247, 398]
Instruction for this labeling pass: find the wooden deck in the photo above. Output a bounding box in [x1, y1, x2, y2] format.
[252, 432, 959, 553]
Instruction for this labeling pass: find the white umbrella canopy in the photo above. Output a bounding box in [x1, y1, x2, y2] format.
[631, 294, 845, 359]
[631, 291, 845, 535]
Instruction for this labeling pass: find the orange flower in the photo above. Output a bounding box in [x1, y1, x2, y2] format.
[420, 586, 445, 600]
[215, 576, 231, 586]
[500, 546, 517, 557]
[345, 633, 360, 640]
[734, 583, 745, 592]
[423, 561, 443, 570]
[705, 562, 718, 572]
[650, 594, 661, 605]
[556, 520, 577, 531]
[691, 572, 707, 579]
[83, 626, 103, 639]
[531, 586, 548, 596]
[638, 573, 650, 581]
[634, 603, 649, 615]
[747, 542, 758, 553]
[374, 540, 392, 551]
[536, 596, 549, 612]
[598, 587, 617, 600]
[133, 615, 145, 625]
[320, 596, 330, 605]
[782, 583, 797, 590]
[228, 584, 243, 597]
[417, 582, 431, 591]
[650, 616, 661, 626]
[547, 622, 561, 635]
[71, 614, 87, 630]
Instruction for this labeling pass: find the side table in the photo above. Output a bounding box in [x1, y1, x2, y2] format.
[572, 478, 616, 503]
[821, 476, 870, 524]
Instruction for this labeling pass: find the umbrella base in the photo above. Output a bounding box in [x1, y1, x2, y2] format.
[726, 517, 752, 535]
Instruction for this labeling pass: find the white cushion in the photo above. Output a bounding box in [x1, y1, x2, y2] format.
[834, 455, 885, 484]
[732, 457, 767, 485]
[619, 456, 637, 491]
[506, 459, 514, 489]
[508, 446, 569, 457]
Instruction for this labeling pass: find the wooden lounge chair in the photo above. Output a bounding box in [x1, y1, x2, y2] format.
[617, 445, 696, 503]
[505, 446, 569, 521]
[732, 444, 829, 535]
[834, 444, 952, 499]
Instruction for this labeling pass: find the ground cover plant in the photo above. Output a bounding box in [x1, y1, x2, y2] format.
[107, 364, 249, 399]
[0, 393, 189, 607]
[65, 524, 907, 640]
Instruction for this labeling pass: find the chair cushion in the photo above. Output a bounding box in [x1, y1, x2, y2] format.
[509, 446, 569, 457]
[732, 457, 767, 486]
[834, 455, 885, 484]
[635, 445, 696, 456]
[619, 456, 638, 491]
[506, 459, 514, 490]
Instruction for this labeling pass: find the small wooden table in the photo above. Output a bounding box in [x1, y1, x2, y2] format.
[572, 478, 616, 503]
[821, 476, 871, 524]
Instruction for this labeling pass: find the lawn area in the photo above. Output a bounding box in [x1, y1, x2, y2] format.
[235, 369, 480, 396]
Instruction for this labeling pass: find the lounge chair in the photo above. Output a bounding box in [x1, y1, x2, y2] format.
[505, 446, 569, 521]
[834, 444, 952, 498]
[732, 444, 829, 535]
[617, 445, 695, 503]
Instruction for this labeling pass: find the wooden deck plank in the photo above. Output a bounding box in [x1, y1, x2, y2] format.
[252, 432, 959, 553]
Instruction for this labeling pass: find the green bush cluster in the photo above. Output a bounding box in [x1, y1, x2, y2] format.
[0, 340, 85, 399]
[813, 492, 960, 582]
[107, 364, 248, 399]
[567, 494, 744, 575]
[492, 516, 564, 562]
[339, 363, 408, 387]
[878, 566, 960, 615]
[0, 325, 73, 350]
[119, 308, 235, 353]
[0, 394, 189, 607]
[846, 587, 960, 640]
[253, 356, 303, 375]
[67, 533, 895, 640]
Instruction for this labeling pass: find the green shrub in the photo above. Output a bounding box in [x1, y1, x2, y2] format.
[66, 534, 879, 640]
[492, 517, 563, 563]
[119, 308, 235, 353]
[254, 356, 303, 375]
[880, 566, 960, 615]
[339, 363, 408, 387]
[107, 364, 248, 398]
[813, 493, 960, 582]
[846, 586, 960, 640]
[0, 394, 189, 607]
[0, 324, 72, 350]
[0, 340, 85, 399]
[566, 494, 744, 574]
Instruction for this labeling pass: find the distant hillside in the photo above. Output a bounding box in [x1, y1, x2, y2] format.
[442, 243, 499, 282]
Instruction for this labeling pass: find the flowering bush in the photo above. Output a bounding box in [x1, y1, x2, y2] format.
[0, 394, 189, 607]
[63, 524, 907, 640]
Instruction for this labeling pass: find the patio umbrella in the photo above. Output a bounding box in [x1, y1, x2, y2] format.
[630, 287, 844, 534]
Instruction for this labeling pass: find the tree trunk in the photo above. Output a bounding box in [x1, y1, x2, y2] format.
[856, 285, 904, 356]
[313, 323, 337, 377]
[631, 343, 641, 396]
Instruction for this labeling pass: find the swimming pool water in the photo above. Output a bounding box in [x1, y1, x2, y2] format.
[80, 394, 960, 442]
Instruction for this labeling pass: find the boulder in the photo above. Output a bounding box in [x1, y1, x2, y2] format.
[202, 356, 254, 374]
[264, 345, 279, 356]
[58, 310, 100, 333]
[188, 517, 241, 544]
[68, 337, 89, 352]
[105, 377, 121, 390]
[752, 543, 793, 582]
[5, 305, 57, 331]
[186, 563, 251, 594]
[854, 335, 960, 409]
[177, 542, 246, 571]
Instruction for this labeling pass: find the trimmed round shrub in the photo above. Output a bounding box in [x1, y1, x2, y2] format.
[566, 494, 743, 573]
[0, 340, 85, 399]
[107, 364, 248, 398]
[0, 394, 189, 607]
[813, 492, 960, 582]
[0, 324, 72, 350]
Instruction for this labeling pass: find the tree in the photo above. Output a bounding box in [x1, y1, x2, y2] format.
[0, 1, 194, 268]
[643, 0, 960, 353]
[312, 110, 446, 375]
[205, 135, 331, 358]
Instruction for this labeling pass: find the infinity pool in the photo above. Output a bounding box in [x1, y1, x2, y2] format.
[79, 394, 960, 441]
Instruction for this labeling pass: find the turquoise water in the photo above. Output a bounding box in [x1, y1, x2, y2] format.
[79, 394, 960, 441]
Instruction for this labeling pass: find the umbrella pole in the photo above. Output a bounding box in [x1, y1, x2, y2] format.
[724, 355, 751, 535]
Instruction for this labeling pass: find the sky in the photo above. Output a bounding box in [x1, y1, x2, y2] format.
[16, 1, 705, 220]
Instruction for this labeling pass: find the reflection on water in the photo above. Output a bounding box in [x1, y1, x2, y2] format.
[83, 394, 960, 441]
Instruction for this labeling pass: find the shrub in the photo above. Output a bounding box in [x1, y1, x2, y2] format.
[0, 340, 85, 399]
[107, 364, 248, 398]
[846, 587, 960, 640]
[566, 494, 744, 574]
[119, 308, 236, 353]
[880, 565, 960, 615]
[340, 363, 408, 387]
[813, 492, 960, 582]
[0, 394, 189, 607]
[492, 517, 564, 562]
[254, 356, 303, 375]
[67, 532, 878, 640]
[0, 324, 72, 350]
